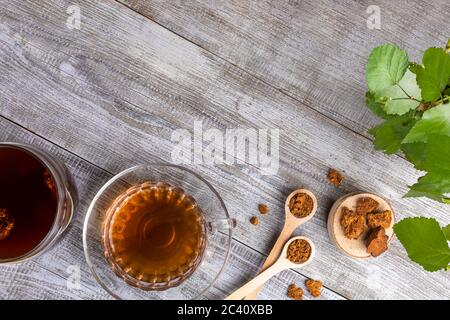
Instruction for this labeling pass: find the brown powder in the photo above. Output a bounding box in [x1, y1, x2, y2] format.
[340, 206, 366, 240]
[367, 210, 392, 229]
[286, 239, 311, 263]
[356, 197, 379, 215]
[327, 168, 344, 187]
[289, 193, 314, 218]
[258, 204, 270, 214]
[0, 208, 14, 241]
[306, 279, 323, 298]
[287, 283, 304, 300]
[249, 216, 259, 225]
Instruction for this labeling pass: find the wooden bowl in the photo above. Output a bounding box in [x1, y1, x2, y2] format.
[327, 192, 395, 259]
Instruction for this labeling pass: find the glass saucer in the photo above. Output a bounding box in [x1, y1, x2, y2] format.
[83, 164, 235, 299]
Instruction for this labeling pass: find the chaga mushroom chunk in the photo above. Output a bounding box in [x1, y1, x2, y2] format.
[287, 283, 304, 300]
[327, 168, 344, 187]
[367, 210, 392, 229]
[340, 207, 366, 239]
[356, 197, 379, 215]
[367, 227, 388, 257]
[258, 204, 270, 214]
[306, 279, 323, 298]
[0, 208, 14, 241]
[249, 216, 259, 225]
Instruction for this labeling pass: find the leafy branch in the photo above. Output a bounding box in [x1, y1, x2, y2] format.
[365, 41, 450, 272]
[394, 218, 450, 272]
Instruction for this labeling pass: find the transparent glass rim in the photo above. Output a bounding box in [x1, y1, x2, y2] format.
[83, 163, 233, 300]
[0, 142, 74, 264]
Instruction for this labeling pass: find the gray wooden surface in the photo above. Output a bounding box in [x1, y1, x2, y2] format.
[0, 0, 449, 300]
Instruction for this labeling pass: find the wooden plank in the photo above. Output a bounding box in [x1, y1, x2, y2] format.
[0, 0, 449, 299]
[120, 0, 450, 137]
[0, 117, 343, 300]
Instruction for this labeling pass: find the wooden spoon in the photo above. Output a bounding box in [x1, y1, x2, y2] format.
[244, 189, 317, 299]
[226, 236, 315, 300]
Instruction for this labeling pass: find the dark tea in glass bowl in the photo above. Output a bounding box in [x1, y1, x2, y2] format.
[0, 143, 76, 264]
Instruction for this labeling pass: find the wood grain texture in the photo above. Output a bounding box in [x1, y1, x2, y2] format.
[121, 0, 450, 138]
[0, 118, 342, 300]
[0, 0, 449, 299]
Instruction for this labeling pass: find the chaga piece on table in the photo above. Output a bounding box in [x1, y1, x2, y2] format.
[306, 279, 323, 298]
[367, 210, 392, 229]
[287, 283, 304, 300]
[340, 206, 366, 239]
[249, 216, 259, 225]
[356, 197, 379, 215]
[367, 227, 388, 257]
[258, 204, 270, 214]
[327, 168, 344, 187]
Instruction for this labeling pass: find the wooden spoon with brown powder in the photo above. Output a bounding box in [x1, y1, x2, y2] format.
[226, 236, 315, 300]
[244, 189, 317, 299]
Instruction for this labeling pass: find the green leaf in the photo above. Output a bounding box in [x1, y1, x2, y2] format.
[414, 48, 450, 101]
[404, 189, 450, 203]
[403, 104, 450, 143]
[377, 70, 421, 115]
[394, 217, 450, 272]
[409, 62, 423, 75]
[403, 135, 450, 202]
[405, 172, 450, 203]
[401, 142, 427, 170]
[443, 225, 450, 241]
[369, 112, 416, 154]
[365, 91, 390, 119]
[366, 44, 409, 93]
[421, 134, 450, 171]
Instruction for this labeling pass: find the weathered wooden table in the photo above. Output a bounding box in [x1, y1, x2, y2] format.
[1, 0, 449, 300]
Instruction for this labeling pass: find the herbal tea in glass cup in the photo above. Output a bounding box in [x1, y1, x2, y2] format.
[102, 182, 207, 288]
[84, 164, 236, 299]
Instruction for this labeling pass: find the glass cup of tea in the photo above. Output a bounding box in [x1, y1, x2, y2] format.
[0, 142, 77, 264]
[83, 164, 236, 299]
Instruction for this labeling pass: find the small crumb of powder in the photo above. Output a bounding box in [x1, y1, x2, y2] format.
[289, 193, 314, 218]
[327, 168, 344, 187]
[286, 239, 311, 264]
[258, 204, 270, 214]
[249, 216, 259, 225]
[0, 208, 14, 241]
[287, 283, 304, 300]
[306, 279, 323, 298]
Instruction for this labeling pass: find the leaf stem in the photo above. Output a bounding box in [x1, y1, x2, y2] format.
[397, 84, 412, 99]
[391, 97, 419, 101]
[397, 84, 420, 101]
[438, 96, 450, 104]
